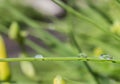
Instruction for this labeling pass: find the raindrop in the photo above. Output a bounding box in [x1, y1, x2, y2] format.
[99, 54, 113, 60]
[99, 55, 104, 59]
[35, 54, 44, 58]
[78, 53, 87, 58]
[106, 56, 113, 60]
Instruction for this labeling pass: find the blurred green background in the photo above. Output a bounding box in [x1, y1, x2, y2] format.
[0, 0, 120, 84]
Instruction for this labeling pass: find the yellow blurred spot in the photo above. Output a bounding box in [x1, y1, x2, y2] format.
[0, 36, 11, 81]
[111, 21, 120, 36]
[9, 22, 20, 40]
[0, 36, 7, 58]
[20, 61, 37, 81]
[54, 75, 65, 84]
[93, 47, 104, 57]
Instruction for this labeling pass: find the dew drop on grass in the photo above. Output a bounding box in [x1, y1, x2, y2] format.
[99, 55, 104, 59]
[106, 56, 113, 60]
[78, 53, 87, 58]
[99, 54, 113, 60]
[35, 54, 44, 58]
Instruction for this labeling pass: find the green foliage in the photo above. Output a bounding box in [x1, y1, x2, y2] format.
[0, 0, 120, 84]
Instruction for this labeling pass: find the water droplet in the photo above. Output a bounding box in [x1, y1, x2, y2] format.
[99, 55, 104, 59]
[106, 56, 113, 60]
[78, 53, 87, 58]
[35, 54, 44, 58]
[99, 54, 113, 60]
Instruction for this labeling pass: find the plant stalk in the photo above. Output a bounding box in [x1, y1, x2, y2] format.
[0, 57, 118, 63]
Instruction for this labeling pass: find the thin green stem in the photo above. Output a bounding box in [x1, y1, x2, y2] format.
[52, 0, 120, 42]
[85, 0, 112, 23]
[52, 0, 106, 31]
[0, 57, 119, 63]
[2, 2, 41, 29]
[25, 39, 53, 56]
[70, 28, 101, 84]
[70, 28, 82, 52]
[30, 30, 77, 56]
[68, 13, 101, 84]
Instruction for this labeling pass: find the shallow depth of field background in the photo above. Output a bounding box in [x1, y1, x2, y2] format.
[0, 0, 120, 84]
